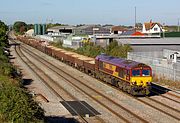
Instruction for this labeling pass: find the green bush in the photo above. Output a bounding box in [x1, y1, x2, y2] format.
[161, 32, 180, 37]
[105, 41, 132, 58]
[50, 41, 63, 48]
[0, 81, 44, 123]
[0, 20, 44, 122]
[75, 40, 132, 58]
[76, 43, 105, 57]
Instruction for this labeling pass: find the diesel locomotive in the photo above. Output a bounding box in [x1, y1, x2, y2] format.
[95, 54, 152, 95]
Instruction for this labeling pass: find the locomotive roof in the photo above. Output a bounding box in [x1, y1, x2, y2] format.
[96, 54, 147, 69]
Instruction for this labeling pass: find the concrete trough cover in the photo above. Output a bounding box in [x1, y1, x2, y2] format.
[60, 101, 100, 117]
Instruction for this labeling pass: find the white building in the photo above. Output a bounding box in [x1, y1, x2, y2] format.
[25, 29, 34, 37]
[142, 21, 164, 34]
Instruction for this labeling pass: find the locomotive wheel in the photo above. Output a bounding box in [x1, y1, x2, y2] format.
[145, 88, 150, 96]
[130, 88, 136, 96]
[122, 82, 127, 92]
[118, 82, 123, 90]
[127, 86, 131, 94]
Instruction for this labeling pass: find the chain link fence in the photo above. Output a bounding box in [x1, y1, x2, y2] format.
[127, 51, 180, 81]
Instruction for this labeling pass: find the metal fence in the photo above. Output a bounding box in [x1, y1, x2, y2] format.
[127, 52, 180, 81]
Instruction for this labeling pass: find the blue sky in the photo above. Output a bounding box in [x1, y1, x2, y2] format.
[0, 0, 180, 25]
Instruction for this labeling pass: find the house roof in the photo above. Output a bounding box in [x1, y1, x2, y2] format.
[121, 30, 135, 35]
[49, 25, 75, 30]
[75, 25, 108, 30]
[131, 31, 145, 36]
[144, 22, 162, 31]
[111, 26, 128, 32]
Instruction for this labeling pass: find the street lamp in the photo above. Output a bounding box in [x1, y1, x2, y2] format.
[135, 6, 137, 32]
[93, 27, 99, 45]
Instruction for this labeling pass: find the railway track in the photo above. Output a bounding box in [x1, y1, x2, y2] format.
[13, 39, 180, 122]
[105, 82, 180, 121]
[136, 97, 180, 121]
[109, 81, 180, 121]
[151, 84, 180, 101]
[104, 79, 180, 121]
[99, 79, 180, 121]
[19, 42, 149, 123]
[13, 43, 94, 123]
[150, 89, 180, 103]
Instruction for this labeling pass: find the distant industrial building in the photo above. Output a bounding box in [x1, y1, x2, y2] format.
[73, 25, 110, 35]
[47, 25, 111, 36]
[47, 25, 75, 36]
[34, 24, 46, 35]
[63, 36, 86, 49]
[111, 26, 128, 34]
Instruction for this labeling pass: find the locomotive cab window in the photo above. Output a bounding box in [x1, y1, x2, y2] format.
[132, 69, 140, 76]
[142, 69, 150, 76]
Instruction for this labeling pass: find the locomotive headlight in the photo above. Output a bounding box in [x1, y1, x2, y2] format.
[132, 81, 137, 85]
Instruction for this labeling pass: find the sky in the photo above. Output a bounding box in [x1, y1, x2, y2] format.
[0, 0, 180, 25]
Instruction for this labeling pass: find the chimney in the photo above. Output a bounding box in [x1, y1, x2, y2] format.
[150, 19, 153, 27]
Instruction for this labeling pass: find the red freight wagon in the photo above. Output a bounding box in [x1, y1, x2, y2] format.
[54, 49, 63, 59]
[63, 52, 77, 64]
[45, 46, 53, 56]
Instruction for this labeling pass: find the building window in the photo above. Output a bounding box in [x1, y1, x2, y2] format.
[154, 28, 158, 31]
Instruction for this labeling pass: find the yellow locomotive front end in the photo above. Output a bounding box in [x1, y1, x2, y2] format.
[130, 66, 152, 95]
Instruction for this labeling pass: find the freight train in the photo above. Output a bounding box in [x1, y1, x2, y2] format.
[16, 36, 152, 96]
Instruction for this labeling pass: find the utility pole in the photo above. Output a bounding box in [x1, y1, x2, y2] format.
[135, 6, 137, 32]
[178, 18, 180, 32]
[163, 23, 165, 38]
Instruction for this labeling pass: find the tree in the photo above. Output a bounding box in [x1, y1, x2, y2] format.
[136, 23, 143, 30]
[0, 20, 8, 47]
[27, 24, 34, 30]
[13, 21, 27, 34]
